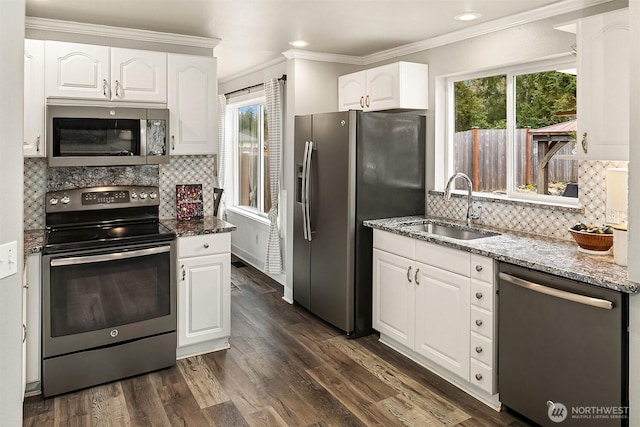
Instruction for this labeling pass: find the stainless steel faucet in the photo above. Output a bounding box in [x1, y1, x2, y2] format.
[444, 172, 479, 227]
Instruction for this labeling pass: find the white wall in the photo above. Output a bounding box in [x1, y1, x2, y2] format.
[0, 0, 25, 424]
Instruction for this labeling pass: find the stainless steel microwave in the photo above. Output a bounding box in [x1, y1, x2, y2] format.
[46, 105, 170, 167]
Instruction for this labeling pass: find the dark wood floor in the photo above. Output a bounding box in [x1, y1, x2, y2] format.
[24, 260, 533, 426]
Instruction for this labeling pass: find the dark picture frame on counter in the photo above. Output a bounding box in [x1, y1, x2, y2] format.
[176, 184, 204, 221]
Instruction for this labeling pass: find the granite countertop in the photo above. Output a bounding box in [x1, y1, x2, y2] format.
[161, 216, 236, 237]
[23, 217, 236, 255]
[364, 216, 638, 294]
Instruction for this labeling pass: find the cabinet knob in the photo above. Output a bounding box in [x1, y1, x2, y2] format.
[475, 292, 483, 300]
[475, 373, 483, 381]
[475, 346, 483, 353]
[475, 319, 483, 326]
[475, 265, 483, 272]
[203, 243, 210, 249]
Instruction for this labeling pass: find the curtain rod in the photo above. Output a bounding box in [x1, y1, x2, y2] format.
[224, 74, 287, 98]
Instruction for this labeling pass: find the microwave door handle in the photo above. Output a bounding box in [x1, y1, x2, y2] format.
[50, 246, 170, 267]
[305, 141, 313, 241]
[140, 119, 148, 157]
[301, 141, 310, 241]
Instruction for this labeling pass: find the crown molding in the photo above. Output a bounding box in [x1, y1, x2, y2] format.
[25, 17, 220, 49]
[282, 49, 363, 65]
[218, 56, 287, 85]
[281, 0, 615, 67]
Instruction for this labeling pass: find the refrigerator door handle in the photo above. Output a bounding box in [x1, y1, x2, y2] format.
[305, 140, 313, 241]
[301, 140, 310, 241]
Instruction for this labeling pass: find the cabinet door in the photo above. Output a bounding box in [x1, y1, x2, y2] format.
[578, 9, 629, 160]
[111, 48, 167, 102]
[365, 63, 399, 111]
[178, 253, 230, 347]
[45, 41, 110, 100]
[24, 39, 45, 157]
[338, 70, 366, 111]
[168, 54, 217, 155]
[372, 248, 415, 348]
[414, 262, 470, 380]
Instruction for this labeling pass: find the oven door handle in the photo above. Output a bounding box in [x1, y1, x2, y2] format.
[50, 246, 170, 267]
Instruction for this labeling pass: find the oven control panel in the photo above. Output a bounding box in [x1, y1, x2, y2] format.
[45, 186, 160, 212]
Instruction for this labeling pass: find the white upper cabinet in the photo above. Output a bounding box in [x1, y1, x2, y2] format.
[338, 61, 429, 111]
[110, 48, 167, 102]
[24, 39, 45, 157]
[168, 54, 217, 155]
[577, 8, 629, 160]
[45, 41, 167, 103]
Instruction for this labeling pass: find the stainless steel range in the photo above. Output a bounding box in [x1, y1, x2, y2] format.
[41, 185, 176, 397]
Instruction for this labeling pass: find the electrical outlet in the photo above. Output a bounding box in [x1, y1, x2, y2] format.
[0, 241, 18, 279]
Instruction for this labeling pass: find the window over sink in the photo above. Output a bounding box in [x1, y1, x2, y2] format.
[440, 56, 578, 205]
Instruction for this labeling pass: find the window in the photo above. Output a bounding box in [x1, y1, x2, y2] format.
[445, 58, 578, 203]
[227, 95, 271, 216]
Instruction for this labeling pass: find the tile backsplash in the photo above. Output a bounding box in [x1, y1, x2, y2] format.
[24, 155, 217, 229]
[427, 160, 628, 240]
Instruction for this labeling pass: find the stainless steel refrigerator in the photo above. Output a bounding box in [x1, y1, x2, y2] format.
[293, 110, 425, 336]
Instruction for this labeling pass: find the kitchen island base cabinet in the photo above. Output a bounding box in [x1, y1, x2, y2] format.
[177, 234, 231, 359]
[372, 229, 500, 410]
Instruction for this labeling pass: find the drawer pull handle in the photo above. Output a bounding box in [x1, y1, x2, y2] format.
[414, 268, 420, 285]
[475, 373, 483, 381]
[475, 346, 483, 353]
[407, 266, 412, 283]
[204, 243, 210, 248]
[475, 292, 483, 300]
[475, 319, 483, 326]
[181, 265, 186, 281]
[475, 265, 483, 272]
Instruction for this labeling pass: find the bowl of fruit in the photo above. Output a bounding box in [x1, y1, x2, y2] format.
[569, 223, 614, 253]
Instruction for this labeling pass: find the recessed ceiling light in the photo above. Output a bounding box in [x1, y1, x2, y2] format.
[454, 12, 482, 21]
[289, 40, 309, 48]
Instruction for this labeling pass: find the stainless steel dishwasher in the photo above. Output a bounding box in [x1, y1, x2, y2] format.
[498, 262, 628, 427]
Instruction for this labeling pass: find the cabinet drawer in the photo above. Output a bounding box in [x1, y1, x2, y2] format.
[470, 359, 494, 394]
[470, 280, 493, 312]
[415, 240, 470, 276]
[178, 233, 230, 258]
[373, 230, 415, 259]
[470, 254, 493, 283]
[470, 306, 493, 339]
[470, 332, 493, 367]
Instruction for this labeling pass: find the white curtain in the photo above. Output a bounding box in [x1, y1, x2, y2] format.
[264, 78, 284, 274]
[216, 94, 227, 219]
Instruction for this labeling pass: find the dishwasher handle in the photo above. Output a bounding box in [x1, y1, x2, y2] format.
[498, 272, 614, 310]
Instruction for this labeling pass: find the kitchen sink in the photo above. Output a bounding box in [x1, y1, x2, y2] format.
[400, 222, 500, 240]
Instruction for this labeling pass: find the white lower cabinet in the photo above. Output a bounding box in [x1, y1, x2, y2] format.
[177, 233, 231, 358]
[372, 229, 499, 408]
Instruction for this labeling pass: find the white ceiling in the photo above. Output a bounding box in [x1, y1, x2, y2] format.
[26, 0, 572, 81]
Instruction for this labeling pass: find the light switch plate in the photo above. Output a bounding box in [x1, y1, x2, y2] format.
[0, 241, 18, 279]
